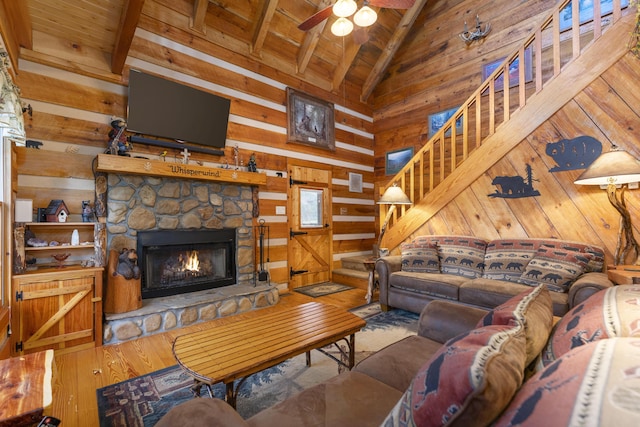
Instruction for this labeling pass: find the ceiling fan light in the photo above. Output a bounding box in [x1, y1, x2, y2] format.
[333, 0, 357, 18]
[353, 6, 377, 27]
[331, 17, 354, 36]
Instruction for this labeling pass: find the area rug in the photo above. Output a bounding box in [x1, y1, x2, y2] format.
[96, 307, 418, 426]
[293, 281, 354, 297]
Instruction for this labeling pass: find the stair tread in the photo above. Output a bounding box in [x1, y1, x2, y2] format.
[333, 267, 370, 279]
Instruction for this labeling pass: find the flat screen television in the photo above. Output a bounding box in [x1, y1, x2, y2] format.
[127, 70, 231, 149]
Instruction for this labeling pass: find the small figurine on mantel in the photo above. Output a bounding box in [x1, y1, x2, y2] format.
[234, 144, 241, 170]
[81, 200, 95, 222]
[247, 153, 258, 172]
[180, 147, 191, 164]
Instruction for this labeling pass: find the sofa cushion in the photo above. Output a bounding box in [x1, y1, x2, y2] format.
[354, 335, 442, 392]
[495, 337, 640, 426]
[482, 239, 539, 283]
[517, 246, 592, 293]
[541, 284, 640, 367]
[382, 324, 527, 426]
[459, 278, 570, 316]
[247, 371, 402, 427]
[401, 242, 440, 273]
[476, 284, 553, 366]
[413, 235, 487, 279]
[390, 271, 466, 301]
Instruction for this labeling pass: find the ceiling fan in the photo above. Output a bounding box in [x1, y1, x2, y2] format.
[298, 0, 416, 36]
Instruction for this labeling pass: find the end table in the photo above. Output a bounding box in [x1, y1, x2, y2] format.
[607, 265, 640, 285]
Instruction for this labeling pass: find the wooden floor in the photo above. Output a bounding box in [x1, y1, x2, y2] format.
[51, 287, 371, 426]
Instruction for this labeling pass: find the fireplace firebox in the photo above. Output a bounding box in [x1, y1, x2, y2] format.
[137, 229, 236, 299]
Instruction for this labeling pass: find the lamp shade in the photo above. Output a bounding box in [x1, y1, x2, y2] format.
[333, 0, 357, 18]
[331, 17, 354, 36]
[378, 185, 412, 205]
[354, 6, 377, 27]
[574, 149, 640, 186]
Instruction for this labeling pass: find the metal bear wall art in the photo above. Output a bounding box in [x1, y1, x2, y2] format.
[489, 164, 541, 199]
[546, 136, 602, 172]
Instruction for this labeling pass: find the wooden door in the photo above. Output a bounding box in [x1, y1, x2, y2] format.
[13, 267, 103, 355]
[288, 161, 332, 289]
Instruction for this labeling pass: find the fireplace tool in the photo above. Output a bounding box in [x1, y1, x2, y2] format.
[255, 219, 270, 285]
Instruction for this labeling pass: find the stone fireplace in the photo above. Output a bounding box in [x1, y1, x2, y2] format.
[101, 172, 278, 345]
[137, 228, 236, 299]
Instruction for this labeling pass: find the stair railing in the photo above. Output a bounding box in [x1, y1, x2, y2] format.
[379, 0, 630, 242]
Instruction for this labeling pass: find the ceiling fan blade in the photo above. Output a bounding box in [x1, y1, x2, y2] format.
[298, 5, 334, 31]
[353, 27, 369, 45]
[369, 0, 416, 8]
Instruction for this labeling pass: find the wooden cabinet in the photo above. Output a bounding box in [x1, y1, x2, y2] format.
[11, 222, 106, 355]
[12, 267, 103, 355]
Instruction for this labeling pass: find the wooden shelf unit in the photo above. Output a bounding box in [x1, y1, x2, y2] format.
[16, 222, 105, 272]
[11, 222, 106, 356]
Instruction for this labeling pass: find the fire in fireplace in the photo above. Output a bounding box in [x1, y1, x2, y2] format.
[137, 229, 237, 299]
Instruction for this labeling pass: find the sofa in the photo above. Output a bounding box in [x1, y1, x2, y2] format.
[156, 284, 640, 426]
[376, 235, 615, 316]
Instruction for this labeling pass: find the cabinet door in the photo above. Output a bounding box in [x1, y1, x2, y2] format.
[14, 268, 103, 354]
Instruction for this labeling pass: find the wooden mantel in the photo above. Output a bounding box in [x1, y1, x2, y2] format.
[95, 154, 267, 186]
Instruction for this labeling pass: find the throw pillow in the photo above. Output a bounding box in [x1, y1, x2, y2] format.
[541, 284, 640, 367]
[494, 337, 640, 426]
[476, 284, 553, 366]
[381, 325, 527, 427]
[428, 236, 487, 279]
[401, 242, 440, 273]
[517, 246, 593, 292]
[482, 239, 539, 283]
[537, 240, 605, 273]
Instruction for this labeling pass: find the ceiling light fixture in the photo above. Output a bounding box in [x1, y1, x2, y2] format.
[353, 3, 377, 27]
[333, 0, 358, 18]
[331, 17, 354, 36]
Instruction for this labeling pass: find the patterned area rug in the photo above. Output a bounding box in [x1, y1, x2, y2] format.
[96, 306, 418, 426]
[293, 282, 354, 297]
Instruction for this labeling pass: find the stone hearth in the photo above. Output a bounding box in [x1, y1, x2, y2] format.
[103, 284, 279, 345]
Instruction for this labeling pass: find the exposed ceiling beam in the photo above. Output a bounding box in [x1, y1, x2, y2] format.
[111, 0, 146, 75]
[332, 38, 361, 92]
[297, 0, 332, 74]
[190, 0, 208, 34]
[252, 0, 279, 55]
[361, 0, 428, 101]
[0, 0, 32, 71]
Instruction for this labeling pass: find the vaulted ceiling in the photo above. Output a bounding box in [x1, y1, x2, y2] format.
[0, 0, 428, 108]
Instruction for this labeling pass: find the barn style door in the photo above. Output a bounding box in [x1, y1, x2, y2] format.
[287, 161, 332, 290]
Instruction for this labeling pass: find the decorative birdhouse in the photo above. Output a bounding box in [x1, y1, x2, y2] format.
[45, 199, 69, 222]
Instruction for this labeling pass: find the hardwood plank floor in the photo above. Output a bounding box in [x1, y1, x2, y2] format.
[51, 287, 372, 426]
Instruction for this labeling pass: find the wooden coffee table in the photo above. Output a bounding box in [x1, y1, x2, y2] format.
[172, 302, 366, 407]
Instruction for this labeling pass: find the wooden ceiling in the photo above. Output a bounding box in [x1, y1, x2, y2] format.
[0, 0, 428, 107]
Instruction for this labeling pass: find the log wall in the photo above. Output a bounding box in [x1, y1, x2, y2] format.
[13, 0, 378, 288]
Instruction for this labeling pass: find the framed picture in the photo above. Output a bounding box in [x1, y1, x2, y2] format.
[348, 172, 363, 193]
[428, 107, 463, 138]
[482, 47, 533, 92]
[286, 87, 335, 151]
[385, 147, 414, 175]
[559, 0, 629, 31]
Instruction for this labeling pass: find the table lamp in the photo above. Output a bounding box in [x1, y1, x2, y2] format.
[574, 147, 640, 265]
[375, 184, 412, 257]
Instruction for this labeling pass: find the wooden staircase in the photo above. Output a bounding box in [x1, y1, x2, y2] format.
[333, 255, 371, 290]
[378, 0, 635, 252]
